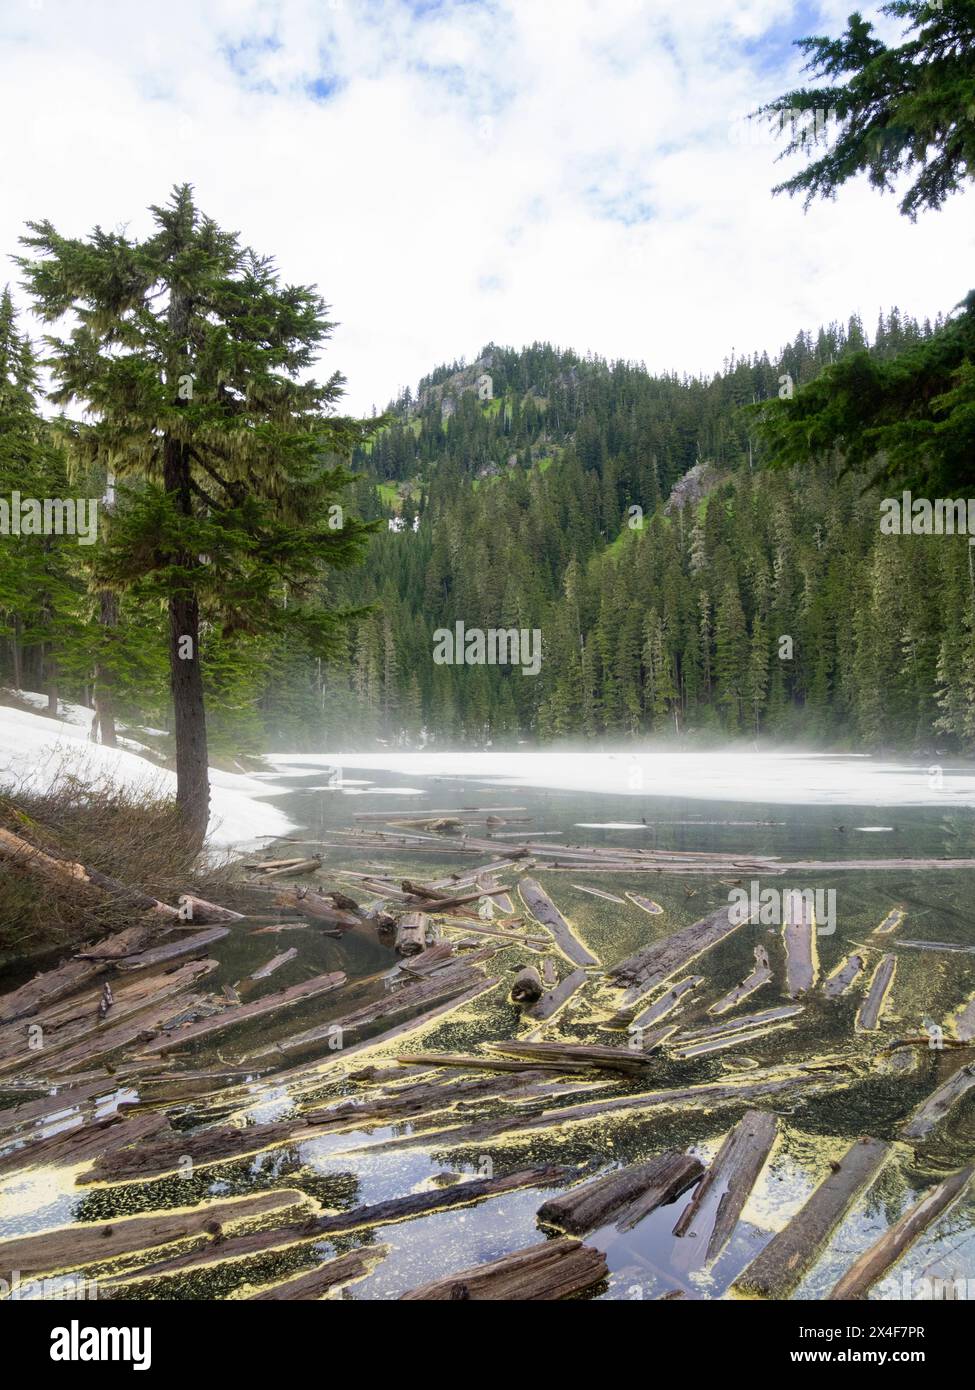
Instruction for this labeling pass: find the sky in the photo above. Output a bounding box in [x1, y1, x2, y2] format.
[0, 0, 971, 414]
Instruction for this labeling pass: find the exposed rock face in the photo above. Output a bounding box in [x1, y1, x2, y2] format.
[664, 460, 724, 515]
[419, 351, 496, 415]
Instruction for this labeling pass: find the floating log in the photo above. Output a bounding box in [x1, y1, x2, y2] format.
[901, 1062, 975, 1140]
[394, 942, 455, 977]
[247, 1246, 388, 1300]
[822, 951, 867, 998]
[274, 888, 361, 927]
[856, 954, 897, 1031]
[0, 826, 177, 919]
[0, 1078, 131, 1136]
[394, 912, 430, 957]
[175, 895, 244, 924]
[136, 971, 347, 1056]
[353, 1062, 853, 1154]
[511, 967, 544, 1004]
[518, 878, 599, 967]
[302, 1068, 557, 1131]
[622, 977, 704, 1032]
[270, 977, 501, 1092]
[0, 1188, 309, 1279]
[250, 963, 493, 1061]
[608, 905, 748, 1002]
[709, 947, 772, 1016]
[476, 874, 514, 914]
[394, 1052, 593, 1076]
[674, 1004, 804, 1045]
[626, 892, 663, 916]
[0, 957, 218, 1074]
[43, 987, 217, 1075]
[572, 884, 625, 904]
[0, 921, 162, 1024]
[782, 890, 819, 997]
[107, 926, 230, 971]
[733, 1137, 890, 1298]
[524, 968, 590, 1022]
[489, 1039, 667, 1076]
[250, 949, 298, 981]
[249, 922, 309, 935]
[537, 1151, 703, 1234]
[672, 1110, 778, 1264]
[399, 1236, 607, 1301]
[0, 1108, 170, 1177]
[106, 1164, 576, 1280]
[896, 939, 975, 954]
[828, 1165, 974, 1300]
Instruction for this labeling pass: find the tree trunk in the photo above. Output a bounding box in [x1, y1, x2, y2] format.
[11, 618, 22, 690]
[93, 590, 118, 747]
[164, 281, 209, 852]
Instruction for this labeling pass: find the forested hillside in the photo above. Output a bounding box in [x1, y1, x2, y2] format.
[3, 294, 971, 755]
[315, 307, 972, 752]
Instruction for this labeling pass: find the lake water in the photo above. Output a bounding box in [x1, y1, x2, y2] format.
[2, 751, 974, 1301]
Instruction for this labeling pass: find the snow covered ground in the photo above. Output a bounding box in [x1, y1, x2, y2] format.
[266, 748, 975, 808]
[0, 697, 295, 849]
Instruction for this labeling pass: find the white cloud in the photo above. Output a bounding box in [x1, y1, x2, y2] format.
[1, 0, 970, 413]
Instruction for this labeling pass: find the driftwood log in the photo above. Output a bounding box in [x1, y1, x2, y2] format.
[537, 1151, 703, 1234]
[733, 1137, 890, 1298]
[672, 1109, 778, 1265]
[399, 1236, 607, 1300]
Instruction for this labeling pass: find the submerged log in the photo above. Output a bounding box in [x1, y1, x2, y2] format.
[608, 905, 748, 1001]
[399, 1236, 607, 1301]
[0, 1189, 309, 1279]
[672, 1109, 778, 1264]
[709, 947, 772, 1016]
[782, 890, 819, 997]
[394, 911, 430, 957]
[900, 1062, 975, 1140]
[537, 1151, 703, 1234]
[136, 970, 347, 1056]
[572, 884, 625, 904]
[250, 949, 297, 980]
[247, 1246, 388, 1300]
[510, 967, 544, 1004]
[828, 1165, 974, 1300]
[856, 954, 897, 1031]
[822, 951, 867, 998]
[518, 878, 599, 967]
[733, 1137, 890, 1298]
[0, 1077, 132, 1136]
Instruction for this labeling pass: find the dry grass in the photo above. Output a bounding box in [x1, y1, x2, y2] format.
[0, 770, 239, 964]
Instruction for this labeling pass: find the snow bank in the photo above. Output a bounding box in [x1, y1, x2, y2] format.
[0, 701, 295, 850]
[266, 748, 975, 808]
